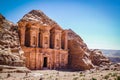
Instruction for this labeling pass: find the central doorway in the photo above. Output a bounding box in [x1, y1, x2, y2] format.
[43, 57, 47, 68]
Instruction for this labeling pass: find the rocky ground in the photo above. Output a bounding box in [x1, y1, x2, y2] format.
[0, 69, 120, 80]
[0, 63, 120, 80]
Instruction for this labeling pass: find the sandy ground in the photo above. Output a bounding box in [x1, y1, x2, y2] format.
[0, 69, 120, 80]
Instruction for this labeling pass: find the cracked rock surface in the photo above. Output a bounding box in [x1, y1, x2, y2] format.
[0, 14, 25, 66]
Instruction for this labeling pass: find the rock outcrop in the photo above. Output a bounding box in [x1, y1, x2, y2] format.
[0, 14, 25, 66]
[0, 65, 31, 73]
[90, 49, 110, 66]
[67, 29, 110, 70]
[18, 10, 62, 30]
[68, 29, 94, 70]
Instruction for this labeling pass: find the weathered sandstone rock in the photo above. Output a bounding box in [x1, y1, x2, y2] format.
[90, 49, 110, 66]
[0, 65, 31, 73]
[67, 29, 94, 70]
[0, 14, 25, 66]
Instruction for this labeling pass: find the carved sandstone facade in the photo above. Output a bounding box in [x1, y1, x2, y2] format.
[18, 22, 68, 70]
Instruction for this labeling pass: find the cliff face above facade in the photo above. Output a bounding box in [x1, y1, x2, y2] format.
[18, 10, 62, 30]
[0, 14, 25, 66]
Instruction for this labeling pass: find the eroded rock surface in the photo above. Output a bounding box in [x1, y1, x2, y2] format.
[67, 29, 110, 70]
[90, 49, 110, 66]
[0, 14, 25, 66]
[68, 29, 94, 70]
[18, 10, 62, 30]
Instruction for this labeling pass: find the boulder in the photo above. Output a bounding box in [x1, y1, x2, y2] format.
[90, 49, 110, 66]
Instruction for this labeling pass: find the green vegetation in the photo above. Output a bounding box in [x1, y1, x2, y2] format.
[92, 77, 97, 80]
[112, 73, 117, 77]
[79, 72, 84, 77]
[81, 78, 85, 80]
[73, 77, 78, 80]
[104, 75, 109, 79]
[79, 74, 84, 77]
[117, 76, 120, 80]
[108, 73, 112, 75]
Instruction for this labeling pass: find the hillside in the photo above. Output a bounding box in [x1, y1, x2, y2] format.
[101, 49, 120, 63]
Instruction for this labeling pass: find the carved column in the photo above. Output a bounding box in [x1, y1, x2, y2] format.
[50, 28, 62, 49]
[19, 27, 25, 46]
[35, 49, 39, 69]
[62, 30, 68, 50]
[29, 27, 39, 47]
[18, 22, 26, 46]
[64, 53, 68, 68]
[40, 26, 50, 48]
[64, 30, 68, 50]
[40, 51, 43, 69]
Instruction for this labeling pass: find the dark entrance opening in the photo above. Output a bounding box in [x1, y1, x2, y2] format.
[43, 57, 47, 67]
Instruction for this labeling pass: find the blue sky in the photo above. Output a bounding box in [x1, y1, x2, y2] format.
[0, 0, 120, 50]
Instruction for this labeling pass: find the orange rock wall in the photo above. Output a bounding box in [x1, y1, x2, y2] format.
[18, 22, 68, 70]
[23, 47, 68, 70]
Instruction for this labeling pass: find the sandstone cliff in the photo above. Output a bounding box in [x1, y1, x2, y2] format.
[90, 49, 110, 66]
[0, 14, 25, 66]
[18, 10, 62, 30]
[68, 29, 94, 70]
[68, 29, 110, 70]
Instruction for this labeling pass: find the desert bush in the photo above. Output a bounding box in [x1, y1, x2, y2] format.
[64, 75, 66, 77]
[81, 78, 85, 80]
[49, 75, 52, 79]
[73, 77, 78, 80]
[79, 72, 83, 77]
[108, 73, 112, 75]
[92, 77, 97, 80]
[104, 75, 109, 79]
[55, 78, 59, 80]
[80, 72, 83, 74]
[117, 76, 120, 80]
[79, 74, 84, 77]
[112, 73, 117, 77]
[73, 74, 76, 76]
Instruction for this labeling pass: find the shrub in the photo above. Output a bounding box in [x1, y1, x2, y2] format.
[108, 73, 112, 75]
[55, 78, 59, 80]
[73, 74, 76, 76]
[112, 73, 117, 77]
[117, 76, 120, 80]
[81, 78, 85, 80]
[79, 74, 84, 77]
[104, 75, 109, 79]
[92, 77, 97, 80]
[73, 77, 78, 80]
